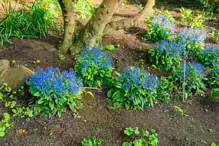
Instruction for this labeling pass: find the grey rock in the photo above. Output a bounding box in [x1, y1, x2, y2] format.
[0, 66, 34, 89]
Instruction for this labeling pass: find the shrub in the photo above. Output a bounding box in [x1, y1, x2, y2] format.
[199, 46, 219, 67]
[200, 0, 219, 13]
[146, 15, 175, 41]
[180, 8, 193, 22]
[205, 63, 219, 87]
[0, 3, 54, 46]
[81, 136, 104, 146]
[107, 67, 159, 110]
[176, 27, 206, 57]
[171, 62, 206, 97]
[156, 76, 174, 103]
[26, 68, 83, 118]
[149, 40, 184, 70]
[75, 48, 114, 87]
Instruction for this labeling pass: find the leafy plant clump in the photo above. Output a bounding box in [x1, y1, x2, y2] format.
[123, 127, 159, 146]
[26, 67, 83, 118]
[74, 0, 95, 18]
[75, 48, 114, 87]
[171, 62, 206, 97]
[108, 67, 159, 110]
[146, 15, 175, 41]
[199, 46, 219, 67]
[205, 63, 219, 87]
[176, 27, 206, 57]
[0, 113, 11, 137]
[149, 40, 184, 70]
[0, 3, 54, 46]
[81, 136, 104, 146]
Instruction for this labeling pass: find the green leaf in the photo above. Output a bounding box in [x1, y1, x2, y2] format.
[49, 101, 54, 110]
[107, 89, 115, 98]
[33, 92, 41, 97]
[37, 99, 44, 104]
[86, 91, 94, 97]
[0, 92, 3, 100]
[3, 113, 10, 121]
[0, 131, 5, 137]
[212, 88, 219, 99]
[106, 45, 115, 51]
[124, 127, 134, 137]
[134, 127, 141, 136]
[122, 142, 132, 146]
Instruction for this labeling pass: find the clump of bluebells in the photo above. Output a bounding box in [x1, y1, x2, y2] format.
[75, 48, 114, 87]
[171, 62, 206, 97]
[205, 62, 219, 87]
[146, 15, 175, 41]
[176, 27, 206, 57]
[26, 68, 83, 118]
[199, 46, 219, 67]
[107, 67, 159, 110]
[149, 40, 184, 70]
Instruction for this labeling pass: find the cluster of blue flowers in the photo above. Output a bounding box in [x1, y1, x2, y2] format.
[151, 15, 175, 35]
[179, 62, 206, 81]
[75, 48, 114, 87]
[120, 67, 159, 97]
[27, 67, 83, 104]
[147, 15, 175, 41]
[200, 46, 219, 67]
[79, 48, 113, 74]
[177, 27, 206, 46]
[150, 40, 184, 70]
[153, 40, 184, 57]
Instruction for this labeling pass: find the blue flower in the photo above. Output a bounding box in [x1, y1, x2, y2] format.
[27, 67, 83, 103]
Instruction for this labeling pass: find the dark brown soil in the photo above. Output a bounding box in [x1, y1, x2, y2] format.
[0, 0, 219, 146]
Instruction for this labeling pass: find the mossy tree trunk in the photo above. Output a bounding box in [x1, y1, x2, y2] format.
[57, 0, 76, 54]
[58, 0, 155, 55]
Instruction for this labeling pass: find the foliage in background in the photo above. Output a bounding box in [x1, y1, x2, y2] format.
[146, 15, 175, 41]
[176, 27, 206, 58]
[212, 88, 219, 99]
[74, 0, 95, 18]
[26, 68, 83, 118]
[75, 48, 114, 87]
[38, 0, 61, 18]
[180, 8, 193, 22]
[123, 127, 159, 146]
[191, 14, 205, 29]
[108, 67, 159, 110]
[171, 62, 206, 98]
[200, 0, 219, 13]
[81, 136, 104, 146]
[149, 40, 184, 70]
[199, 46, 219, 67]
[0, 3, 54, 46]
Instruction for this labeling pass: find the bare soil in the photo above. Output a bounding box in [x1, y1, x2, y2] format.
[0, 0, 219, 146]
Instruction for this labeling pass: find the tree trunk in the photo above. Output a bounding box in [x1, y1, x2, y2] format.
[103, 0, 155, 33]
[58, 0, 76, 55]
[76, 0, 124, 49]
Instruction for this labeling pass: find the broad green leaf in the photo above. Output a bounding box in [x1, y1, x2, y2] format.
[212, 88, 219, 99]
[0, 131, 5, 137]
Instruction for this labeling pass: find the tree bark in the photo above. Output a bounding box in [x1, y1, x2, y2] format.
[58, 0, 76, 55]
[76, 0, 124, 49]
[103, 0, 155, 34]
